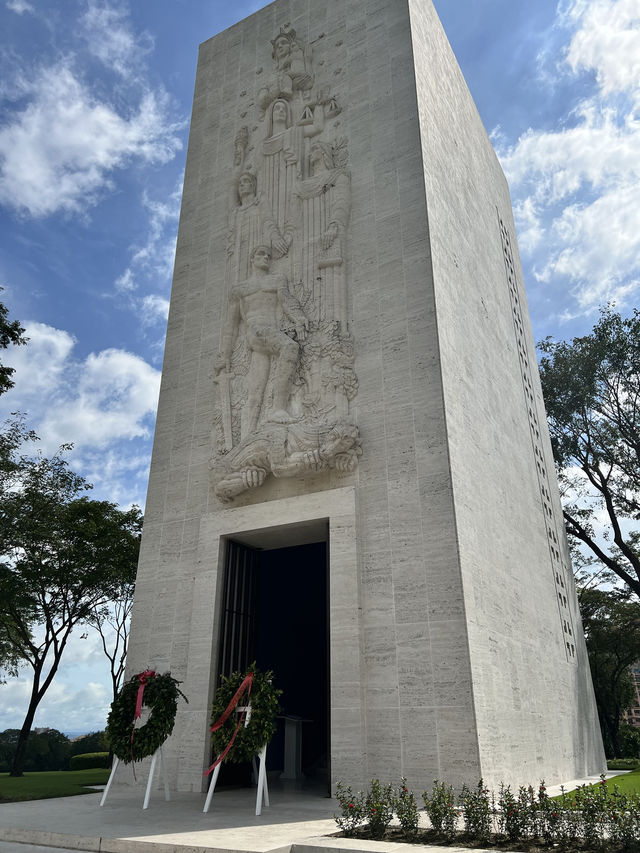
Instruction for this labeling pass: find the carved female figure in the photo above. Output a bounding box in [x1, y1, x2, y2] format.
[294, 140, 351, 328]
[259, 99, 325, 254]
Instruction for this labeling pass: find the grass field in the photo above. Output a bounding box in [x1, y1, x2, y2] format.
[0, 768, 111, 803]
[603, 767, 640, 795]
[552, 767, 640, 804]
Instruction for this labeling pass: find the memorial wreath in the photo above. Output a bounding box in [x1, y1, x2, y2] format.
[209, 665, 281, 764]
[107, 670, 188, 763]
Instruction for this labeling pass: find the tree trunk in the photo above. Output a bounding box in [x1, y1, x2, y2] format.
[9, 695, 38, 776]
[10, 655, 61, 776]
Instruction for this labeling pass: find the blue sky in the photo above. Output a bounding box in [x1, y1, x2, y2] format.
[0, 0, 638, 733]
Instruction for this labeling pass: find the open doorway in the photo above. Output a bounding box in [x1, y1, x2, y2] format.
[214, 534, 329, 792]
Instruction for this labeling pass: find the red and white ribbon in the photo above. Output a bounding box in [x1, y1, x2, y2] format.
[206, 671, 254, 774]
[134, 669, 157, 721]
[130, 669, 156, 773]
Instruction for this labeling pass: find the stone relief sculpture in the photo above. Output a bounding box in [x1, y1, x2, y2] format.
[258, 26, 315, 117]
[295, 138, 350, 328]
[216, 245, 307, 442]
[226, 170, 289, 294]
[212, 24, 360, 500]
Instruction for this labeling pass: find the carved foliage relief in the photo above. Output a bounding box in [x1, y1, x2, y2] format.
[212, 25, 360, 501]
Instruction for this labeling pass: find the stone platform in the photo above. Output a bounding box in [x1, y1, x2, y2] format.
[0, 774, 620, 853]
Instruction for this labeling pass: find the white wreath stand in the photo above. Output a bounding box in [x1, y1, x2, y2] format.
[99, 743, 170, 810]
[203, 704, 269, 816]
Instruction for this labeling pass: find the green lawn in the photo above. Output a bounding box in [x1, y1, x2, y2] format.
[603, 767, 640, 795]
[0, 768, 111, 803]
[553, 767, 640, 804]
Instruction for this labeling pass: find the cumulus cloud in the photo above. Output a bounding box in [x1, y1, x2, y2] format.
[497, 0, 640, 317]
[2, 676, 112, 731]
[2, 320, 160, 456]
[1, 624, 113, 731]
[5, 322, 76, 397]
[0, 62, 182, 218]
[564, 0, 640, 100]
[41, 347, 160, 448]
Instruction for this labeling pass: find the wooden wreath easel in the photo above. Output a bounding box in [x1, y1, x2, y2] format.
[203, 704, 269, 816]
[99, 743, 170, 810]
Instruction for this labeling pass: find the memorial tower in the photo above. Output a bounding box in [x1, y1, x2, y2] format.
[127, 0, 605, 792]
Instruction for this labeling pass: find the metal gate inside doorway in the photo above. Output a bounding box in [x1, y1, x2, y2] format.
[218, 540, 258, 679]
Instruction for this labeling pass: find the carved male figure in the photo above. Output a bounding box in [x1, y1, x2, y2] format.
[216, 245, 308, 439]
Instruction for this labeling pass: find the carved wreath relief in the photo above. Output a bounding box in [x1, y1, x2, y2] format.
[212, 25, 361, 502]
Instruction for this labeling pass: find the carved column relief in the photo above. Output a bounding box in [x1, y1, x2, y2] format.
[212, 25, 360, 501]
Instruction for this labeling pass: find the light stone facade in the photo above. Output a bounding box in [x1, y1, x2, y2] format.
[126, 0, 605, 794]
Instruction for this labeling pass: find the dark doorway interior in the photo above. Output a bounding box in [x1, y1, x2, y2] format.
[215, 538, 328, 789]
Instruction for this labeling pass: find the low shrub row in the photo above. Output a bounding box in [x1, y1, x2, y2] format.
[608, 759, 640, 771]
[334, 776, 640, 850]
[68, 752, 110, 771]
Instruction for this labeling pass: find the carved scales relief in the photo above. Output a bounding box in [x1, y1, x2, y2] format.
[211, 25, 361, 501]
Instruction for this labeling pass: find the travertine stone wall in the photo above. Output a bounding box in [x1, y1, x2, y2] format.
[126, 0, 604, 794]
[407, 0, 604, 783]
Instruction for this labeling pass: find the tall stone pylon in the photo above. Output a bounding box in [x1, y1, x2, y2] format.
[127, 0, 605, 793]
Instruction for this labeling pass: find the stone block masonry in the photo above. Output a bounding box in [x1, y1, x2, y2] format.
[125, 0, 605, 795]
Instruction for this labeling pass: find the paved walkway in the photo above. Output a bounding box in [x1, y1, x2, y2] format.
[0, 773, 621, 853]
[0, 782, 337, 853]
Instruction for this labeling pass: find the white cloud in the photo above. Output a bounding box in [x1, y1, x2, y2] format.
[0, 62, 182, 218]
[113, 182, 181, 337]
[2, 321, 161, 457]
[80, 0, 153, 78]
[5, 322, 76, 398]
[141, 294, 170, 325]
[537, 184, 640, 306]
[0, 625, 113, 732]
[501, 103, 639, 204]
[564, 0, 640, 100]
[497, 0, 640, 317]
[75, 447, 152, 509]
[116, 183, 182, 295]
[6, 0, 34, 13]
[1, 677, 111, 732]
[40, 347, 160, 449]
[512, 197, 544, 255]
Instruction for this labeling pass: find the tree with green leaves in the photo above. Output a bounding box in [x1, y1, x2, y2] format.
[0, 293, 27, 396]
[0, 429, 142, 776]
[538, 308, 640, 598]
[578, 584, 640, 756]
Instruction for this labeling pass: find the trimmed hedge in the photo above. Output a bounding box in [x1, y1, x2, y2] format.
[69, 752, 111, 770]
[607, 758, 640, 770]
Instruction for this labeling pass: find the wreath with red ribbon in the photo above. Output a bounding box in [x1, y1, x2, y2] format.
[209, 665, 281, 767]
[106, 670, 187, 763]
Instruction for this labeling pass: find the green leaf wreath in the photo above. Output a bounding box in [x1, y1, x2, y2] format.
[210, 664, 281, 764]
[107, 671, 188, 763]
